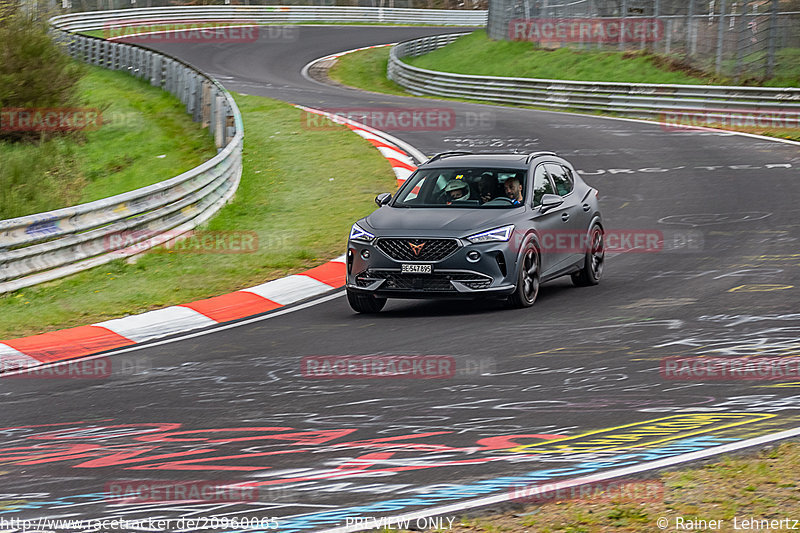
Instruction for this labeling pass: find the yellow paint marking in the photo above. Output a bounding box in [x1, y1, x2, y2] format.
[759, 382, 800, 388]
[509, 413, 775, 454]
[728, 284, 793, 292]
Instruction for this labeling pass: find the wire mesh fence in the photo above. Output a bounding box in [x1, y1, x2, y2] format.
[488, 0, 800, 81]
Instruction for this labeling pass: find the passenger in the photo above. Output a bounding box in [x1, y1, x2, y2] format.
[478, 172, 500, 203]
[504, 176, 524, 206]
[444, 179, 470, 204]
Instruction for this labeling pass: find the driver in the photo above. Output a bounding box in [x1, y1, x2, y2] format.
[504, 176, 524, 206]
[444, 179, 470, 204]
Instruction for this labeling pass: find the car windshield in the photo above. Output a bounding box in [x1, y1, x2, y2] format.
[393, 168, 527, 208]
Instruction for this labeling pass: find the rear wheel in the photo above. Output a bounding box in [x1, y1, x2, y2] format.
[572, 224, 604, 287]
[347, 288, 387, 313]
[508, 242, 540, 308]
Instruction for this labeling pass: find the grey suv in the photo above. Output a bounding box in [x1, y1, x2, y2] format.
[345, 151, 603, 313]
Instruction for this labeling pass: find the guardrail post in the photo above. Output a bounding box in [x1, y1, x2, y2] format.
[202, 80, 211, 128]
[225, 105, 235, 146]
[214, 94, 225, 149]
[151, 54, 161, 86]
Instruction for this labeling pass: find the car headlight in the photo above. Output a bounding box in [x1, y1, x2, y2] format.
[467, 225, 515, 244]
[349, 223, 375, 243]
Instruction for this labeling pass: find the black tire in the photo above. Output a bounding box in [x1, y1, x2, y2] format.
[572, 224, 604, 287]
[347, 288, 387, 313]
[508, 241, 540, 308]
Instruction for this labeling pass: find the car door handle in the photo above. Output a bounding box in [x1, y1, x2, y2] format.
[582, 203, 591, 212]
[561, 212, 570, 222]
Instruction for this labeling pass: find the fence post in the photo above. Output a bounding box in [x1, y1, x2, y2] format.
[665, 18, 672, 55]
[734, 0, 750, 80]
[688, 0, 696, 57]
[715, 0, 726, 75]
[766, 0, 778, 79]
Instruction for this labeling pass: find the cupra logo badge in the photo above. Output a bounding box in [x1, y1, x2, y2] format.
[409, 242, 426, 256]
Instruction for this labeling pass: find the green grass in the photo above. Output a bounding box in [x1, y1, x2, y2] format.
[0, 93, 396, 339]
[422, 442, 800, 533]
[328, 44, 409, 97]
[0, 65, 216, 219]
[403, 30, 799, 87]
[329, 36, 800, 141]
[406, 30, 717, 85]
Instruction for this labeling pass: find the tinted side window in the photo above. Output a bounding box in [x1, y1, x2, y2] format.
[532, 165, 555, 206]
[546, 163, 573, 196]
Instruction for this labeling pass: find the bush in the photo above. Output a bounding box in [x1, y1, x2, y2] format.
[0, 0, 84, 142]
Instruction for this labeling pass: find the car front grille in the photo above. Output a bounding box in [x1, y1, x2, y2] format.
[356, 270, 492, 292]
[376, 238, 459, 262]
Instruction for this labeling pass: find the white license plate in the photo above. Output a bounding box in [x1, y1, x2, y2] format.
[401, 264, 433, 274]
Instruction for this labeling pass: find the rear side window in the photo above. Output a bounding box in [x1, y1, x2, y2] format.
[545, 163, 573, 196]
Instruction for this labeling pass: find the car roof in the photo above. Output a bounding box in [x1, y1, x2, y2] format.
[421, 153, 531, 170]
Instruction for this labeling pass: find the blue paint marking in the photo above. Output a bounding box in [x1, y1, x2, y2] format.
[24, 217, 59, 237]
[226, 436, 736, 533]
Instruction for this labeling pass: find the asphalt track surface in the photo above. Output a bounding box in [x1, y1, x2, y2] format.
[2, 26, 800, 533]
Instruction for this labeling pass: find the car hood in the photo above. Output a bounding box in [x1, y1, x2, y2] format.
[363, 206, 523, 237]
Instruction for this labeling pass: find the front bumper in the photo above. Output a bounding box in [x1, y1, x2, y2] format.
[346, 237, 518, 299]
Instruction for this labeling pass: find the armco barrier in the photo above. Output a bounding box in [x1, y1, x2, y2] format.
[387, 33, 800, 120]
[50, 6, 487, 32]
[1, 7, 483, 295]
[0, 24, 243, 294]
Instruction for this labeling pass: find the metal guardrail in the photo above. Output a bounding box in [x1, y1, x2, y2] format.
[0, 8, 483, 295]
[388, 33, 800, 120]
[0, 20, 244, 294]
[51, 6, 487, 32]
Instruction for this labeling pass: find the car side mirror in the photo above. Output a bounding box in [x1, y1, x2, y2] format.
[539, 194, 563, 213]
[375, 193, 392, 207]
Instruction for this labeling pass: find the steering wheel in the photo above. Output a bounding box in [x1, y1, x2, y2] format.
[485, 197, 515, 205]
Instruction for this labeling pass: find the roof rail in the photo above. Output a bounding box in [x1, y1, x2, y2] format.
[526, 151, 557, 164]
[427, 151, 473, 163]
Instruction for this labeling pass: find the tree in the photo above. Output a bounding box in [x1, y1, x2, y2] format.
[0, 0, 84, 141]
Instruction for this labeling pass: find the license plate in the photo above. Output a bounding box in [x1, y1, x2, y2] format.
[401, 264, 433, 274]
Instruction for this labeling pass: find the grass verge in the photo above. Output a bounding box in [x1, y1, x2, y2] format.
[328, 38, 800, 142]
[405, 30, 799, 87]
[0, 94, 396, 339]
[0, 65, 216, 219]
[412, 441, 800, 533]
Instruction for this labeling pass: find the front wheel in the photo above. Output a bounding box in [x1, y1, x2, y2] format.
[508, 243, 540, 308]
[572, 224, 604, 287]
[347, 288, 387, 313]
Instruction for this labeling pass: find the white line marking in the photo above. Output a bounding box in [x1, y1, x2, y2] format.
[317, 425, 800, 533]
[0, 291, 345, 377]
